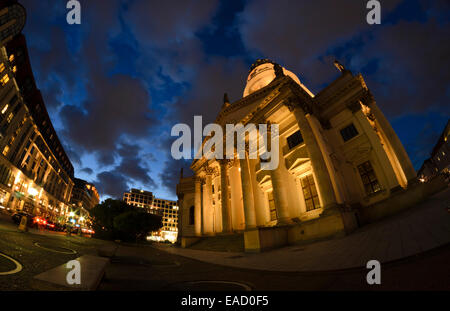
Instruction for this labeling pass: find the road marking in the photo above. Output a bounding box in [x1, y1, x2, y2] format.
[0, 252, 23, 275]
[33, 242, 77, 254]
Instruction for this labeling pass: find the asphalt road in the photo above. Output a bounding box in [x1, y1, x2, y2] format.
[0, 213, 449, 291]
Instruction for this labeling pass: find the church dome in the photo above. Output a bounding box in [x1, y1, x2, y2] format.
[243, 59, 303, 97]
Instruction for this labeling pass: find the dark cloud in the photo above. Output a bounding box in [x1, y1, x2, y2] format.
[95, 171, 128, 199]
[352, 19, 450, 116]
[238, 0, 401, 84]
[159, 159, 192, 196]
[125, 0, 219, 47]
[59, 73, 156, 152]
[80, 167, 94, 175]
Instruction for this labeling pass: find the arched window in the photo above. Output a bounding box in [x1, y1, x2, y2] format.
[189, 206, 195, 225]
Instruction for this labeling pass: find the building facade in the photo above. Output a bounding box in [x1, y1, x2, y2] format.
[0, 1, 74, 224]
[123, 189, 179, 242]
[177, 59, 416, 250]
[71, 177, 99, 211]
[0, 1, 26, 46]
[70, 177, 99, 227]
[418, 119, 450, 181]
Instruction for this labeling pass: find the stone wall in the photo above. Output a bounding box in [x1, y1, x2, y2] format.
[357, 175, 448, 225]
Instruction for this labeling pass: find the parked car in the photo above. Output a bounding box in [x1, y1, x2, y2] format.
[11, 212, 34, 226]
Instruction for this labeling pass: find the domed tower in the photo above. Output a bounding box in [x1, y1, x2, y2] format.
[243, 59, 312, 97]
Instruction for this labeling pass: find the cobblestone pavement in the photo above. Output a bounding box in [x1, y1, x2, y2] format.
[155, 187, 450, 272]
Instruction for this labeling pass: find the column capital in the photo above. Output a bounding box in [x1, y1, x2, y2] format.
[194, 176, 205, 184]
[203, 165, 217, 176]
[284, 96, 312, 115]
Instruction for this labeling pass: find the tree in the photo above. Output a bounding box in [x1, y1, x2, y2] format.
[114, 210, 162, 241]
[89, 199, 162, 241]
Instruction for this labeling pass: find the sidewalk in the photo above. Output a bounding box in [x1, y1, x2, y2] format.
[156, 187, 450, 272]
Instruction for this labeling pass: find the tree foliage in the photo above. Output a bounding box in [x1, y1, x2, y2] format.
[89, 199, 162, 241]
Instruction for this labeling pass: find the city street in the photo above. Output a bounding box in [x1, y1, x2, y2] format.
[0, 213, 449, 291]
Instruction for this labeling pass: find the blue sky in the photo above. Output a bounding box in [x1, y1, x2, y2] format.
[19, 0, 449, 201]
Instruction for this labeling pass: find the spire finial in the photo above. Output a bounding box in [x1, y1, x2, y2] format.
[334, 59, 347, 73]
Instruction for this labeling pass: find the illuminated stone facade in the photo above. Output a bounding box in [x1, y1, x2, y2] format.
[417, 120, 450, 181]
[0, 1, 74, 223]
[123, 189, 179, 242]
[177, 59, 416, 251]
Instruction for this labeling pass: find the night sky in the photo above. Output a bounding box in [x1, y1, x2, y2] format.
[20, 0, 449, 201]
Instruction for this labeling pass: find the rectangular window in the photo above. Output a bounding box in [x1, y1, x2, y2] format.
[287, 130, 304, 149]
[0, 74, 9, 86]
[357, 161, 381, 195]
[2, 145, 9, 156]
[267, 190, 277, 221]
[1, 104, 8, 114]
[301, 175, 320, 211]
[340, 123, 359, 142]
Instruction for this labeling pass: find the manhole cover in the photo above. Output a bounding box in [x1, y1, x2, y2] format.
[169, 280, 252, 291]
[33, 242, 77, 254]
[0, 252, 23, 275]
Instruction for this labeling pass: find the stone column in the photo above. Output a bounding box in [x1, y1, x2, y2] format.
[239, 152, 256, 229]
[269, 161, 292, 225]
[290, 104, 337, 210]
[204, 173, 214, 234]
[366, 97, 416, 182]
[219, 160, 232, 233]
[194, 176, 202, 236]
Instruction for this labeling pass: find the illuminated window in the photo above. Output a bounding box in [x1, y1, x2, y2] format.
[7, 112, 13, 123]
[301, 175, 320, 211]
[0, 63, 4, 72]
[2, 145, 9, 156]
[1, 104, 8, 114]
[357, 161, 381, 195]
[287, 130, 304, 149]
[0, 74, 9, 86]
[9, 54, 14, 62]
[12, 66, 16, 73]
[340, 123, 359, 142]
